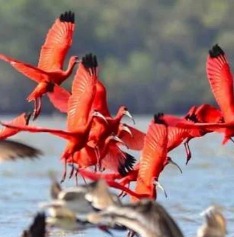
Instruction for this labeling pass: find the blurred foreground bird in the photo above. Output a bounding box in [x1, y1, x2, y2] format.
[85, 199, 184, 237]
[197, 206, 226, 237]
[41, 179, 122, 235]
[84, 200, 227, 237]
[42, 179, 121, 217]
[39, 177, 228, 237]
[0, 139, 42, 162]
[21, 212, 46, 237]
[0, 112, 42, 161]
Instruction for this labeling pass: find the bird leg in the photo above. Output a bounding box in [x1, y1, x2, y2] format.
[60, 160, 67, 183]
[32, 97, 42, 121]
[81, 174, 87, 185]
[118, 184, 129, 198]
[94, 146, 102, 171]
[230, 137, 234, 143]
[69, 155, 75, 179]
[154, 180, 167, 198]
[183, 137, 192, 164]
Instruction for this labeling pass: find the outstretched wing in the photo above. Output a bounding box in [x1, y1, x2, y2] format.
[0, 122, 75, 141]
[119, 124, 145, 151]
[0, 54, 48, 83]
[47, 84, 70, 113]
[0, 140, 42, 162]
[0, 113, 31, 140]
[135, 118, 168, 197]
[206, 44, 234, 122]
[38, 11, 75, 71]
[102, 144, 135, 176]
[67, 55, 97, 130]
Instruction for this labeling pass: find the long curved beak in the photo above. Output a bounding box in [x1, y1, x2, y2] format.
[167, 157, 182, 174]
[124, 111, 135, 125]
[93, 111, 108, 124]
[121, 124, 133, 138]
[111, 135, 129, 149]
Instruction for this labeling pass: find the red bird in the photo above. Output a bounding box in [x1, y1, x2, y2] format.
[161, 44, 234, 145]
[206, 45, 234, 123]
[69, 134, 135, 176]
[157, 104, 223, 163]
[117, 123, 145, 151]
[0, 11, 78, 119]
[1, 54, 107, 182]
[203, 45, 234, 143]
[88, 106, 134, 150]
[134, 114, 169, 200]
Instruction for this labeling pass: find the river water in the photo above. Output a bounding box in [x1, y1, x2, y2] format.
[0, 115, 233, 237]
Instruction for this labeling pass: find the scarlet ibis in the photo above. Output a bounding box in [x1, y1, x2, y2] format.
[185, 104, 223, 124]
[47, 53, 111, 116]
[1, 54, 107, 181]
[134, 114, 168, 200]
[71, 135, 135, 176]
[206, 45, 234, 122]
[158, 105, 223, 164]
[88, 106, 134, 152]
[0, 11, 78, 119]
[203, 44, 234, 143]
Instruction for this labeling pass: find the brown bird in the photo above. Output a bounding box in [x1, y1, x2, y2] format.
[86, 199, 184, 237]
[197, 206, 226, 237]
[0, 139, 42, 162]
[21, 212, 46, 237]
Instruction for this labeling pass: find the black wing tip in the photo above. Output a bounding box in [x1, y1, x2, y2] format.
[118, 153, 136, 176]
[184, 113, 198, 122]
[21, 212, 46, 237]
[209, 44, 225, 58]
[82, 53, 98, 69]
[59, 11, 75, 23]
[154, 113, 166, 125]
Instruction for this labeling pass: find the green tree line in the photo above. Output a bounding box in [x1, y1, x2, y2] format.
[0, 0, 233, 115]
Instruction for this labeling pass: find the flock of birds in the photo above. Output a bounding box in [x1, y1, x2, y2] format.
[0, 9, 232, 237]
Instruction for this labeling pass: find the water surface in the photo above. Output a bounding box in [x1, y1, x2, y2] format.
[0, 115, 233, 237]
